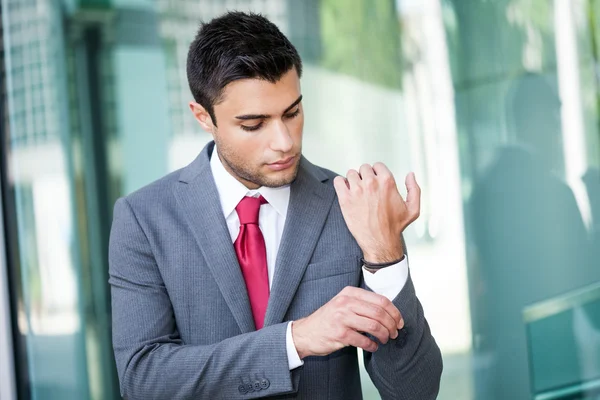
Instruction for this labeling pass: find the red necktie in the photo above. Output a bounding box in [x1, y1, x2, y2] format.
[234, 195, 269, 330]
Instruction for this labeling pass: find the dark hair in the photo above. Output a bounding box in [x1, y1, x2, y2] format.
[187, 11, 303, 126]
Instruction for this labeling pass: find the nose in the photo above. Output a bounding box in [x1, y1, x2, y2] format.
[270, 120, 293, 153]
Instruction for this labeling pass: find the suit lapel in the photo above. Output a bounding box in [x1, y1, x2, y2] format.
[264, 158, 336, 326]
[174, 142, 256, 333]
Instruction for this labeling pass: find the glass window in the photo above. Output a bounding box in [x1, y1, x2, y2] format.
[2, 0, 600, 399]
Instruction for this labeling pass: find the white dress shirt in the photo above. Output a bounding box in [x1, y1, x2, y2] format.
[210, 148, 409, 370]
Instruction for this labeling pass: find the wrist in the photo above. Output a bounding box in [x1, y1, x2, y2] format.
[362, 254, 405, 274]
[362, 254, 405, 272]
[291, 319, 310, 359]
[362, 245, 404, 264]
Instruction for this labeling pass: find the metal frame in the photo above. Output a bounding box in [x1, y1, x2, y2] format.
[523, 281, 600, 323]
[533, 379, 600, 400]
[0, 0, 17, 396]
[0, 186, 16, 400]
[524, 282, 600, 400]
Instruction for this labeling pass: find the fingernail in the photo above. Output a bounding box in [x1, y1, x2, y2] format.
[392, 330, 398, 339]
[398, 319, 404, 329]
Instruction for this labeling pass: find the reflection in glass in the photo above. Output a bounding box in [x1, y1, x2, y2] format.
[525, 283, 600, 399]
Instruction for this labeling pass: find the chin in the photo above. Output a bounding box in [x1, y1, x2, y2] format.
[262, 167, 299, 188]
[263, 175, 296, 188]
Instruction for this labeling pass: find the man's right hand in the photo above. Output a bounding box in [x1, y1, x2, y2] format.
[291, 286, 404, 359]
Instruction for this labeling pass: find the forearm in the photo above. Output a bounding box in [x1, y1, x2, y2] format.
[363, 275, 443, 400]
[116, 322, 299, 400]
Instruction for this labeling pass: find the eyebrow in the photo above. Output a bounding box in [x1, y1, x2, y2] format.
[235, 95, 303, 121]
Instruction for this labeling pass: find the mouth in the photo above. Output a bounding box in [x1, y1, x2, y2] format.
[266, 155, 297, 171]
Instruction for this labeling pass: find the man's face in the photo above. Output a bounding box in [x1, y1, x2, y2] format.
[193, 68, 304, 189]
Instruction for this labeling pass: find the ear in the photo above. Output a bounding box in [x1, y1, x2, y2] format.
[189, 101, 215, 133]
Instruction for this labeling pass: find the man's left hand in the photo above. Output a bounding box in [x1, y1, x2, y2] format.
[333, 163, 421, 263]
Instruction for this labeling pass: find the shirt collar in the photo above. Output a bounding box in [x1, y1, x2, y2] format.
[210, 146, 290, 219]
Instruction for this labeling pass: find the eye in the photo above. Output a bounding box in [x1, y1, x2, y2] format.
[240, 122, 263, 132]
[284, 108, 301, 119]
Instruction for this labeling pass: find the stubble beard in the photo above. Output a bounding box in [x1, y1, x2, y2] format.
[218, 146, 301, 188]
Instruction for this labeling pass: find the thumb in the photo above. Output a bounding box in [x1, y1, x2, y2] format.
[405, 172, 421, 218]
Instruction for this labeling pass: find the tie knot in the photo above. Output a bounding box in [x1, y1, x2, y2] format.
[236, 195, 267, 225]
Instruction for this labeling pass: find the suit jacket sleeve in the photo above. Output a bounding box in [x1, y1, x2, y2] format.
[108, 197, 300, 400]
[361, 239, 443, 400]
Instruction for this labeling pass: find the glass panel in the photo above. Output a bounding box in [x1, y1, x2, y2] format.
[2, 0, 90, 398]
[447, 0, 600, 399]
[2, 0, 120, 399]
[524, 283, 600, 399]
[152, 1, 469, 398]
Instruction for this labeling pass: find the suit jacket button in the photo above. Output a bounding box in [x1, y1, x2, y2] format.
[238, 384, 247, 394]
[260, 378, 270, 389]
[396, 327, 409, 348]
[245, 383, 254, 393]
[253, 381, 262, 391]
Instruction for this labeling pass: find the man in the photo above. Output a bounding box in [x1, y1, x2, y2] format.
[109, 11, 442, 400]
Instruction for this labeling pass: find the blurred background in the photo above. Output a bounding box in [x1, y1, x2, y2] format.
[1, 0, 600, 399]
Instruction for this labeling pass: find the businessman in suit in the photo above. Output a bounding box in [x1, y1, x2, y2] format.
[109, 11, 442, 399]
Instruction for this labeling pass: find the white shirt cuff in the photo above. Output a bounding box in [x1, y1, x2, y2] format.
[362, 255, 409, 301]
[285, 321, 304, 370]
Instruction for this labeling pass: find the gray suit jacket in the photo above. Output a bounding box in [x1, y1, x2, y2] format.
[109, 142, 442, 400]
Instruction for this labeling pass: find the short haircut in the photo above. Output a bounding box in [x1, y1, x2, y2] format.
[187, 11, 303, 125]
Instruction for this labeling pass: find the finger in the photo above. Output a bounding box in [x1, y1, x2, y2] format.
[348, 299, 398, 339]
[373, 163, 398, 192]
[345, 314, 391, 344]
[346, 169, 361, 190]
[359, 163, 375, 181]
[372, 162, 393, 180]
[342, 329, 379, 352]
[333, 176, 350, 198]
[341, 287, 403, 329]
[405, 172, 421, 219]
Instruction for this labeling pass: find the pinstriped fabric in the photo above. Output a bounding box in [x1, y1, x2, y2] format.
[108, 141, 442, 399]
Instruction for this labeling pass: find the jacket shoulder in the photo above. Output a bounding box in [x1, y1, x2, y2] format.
[117, 168, 183, 211]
